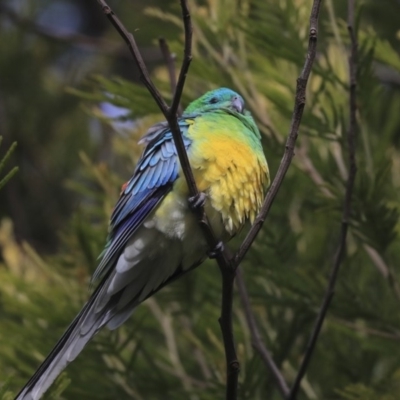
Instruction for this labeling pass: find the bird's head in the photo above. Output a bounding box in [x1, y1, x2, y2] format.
[184, 88, 245, 115]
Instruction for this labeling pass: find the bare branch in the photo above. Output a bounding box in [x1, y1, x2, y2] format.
[288, 1, 358, 398]
[236, 268, 290, 398]
[219, 263, 239, 400]
[97, 0, 168, 108]
[158, 38, 182, 114]
[102, 0, 223, 254]
[170, 0, 192, 117]
[96, 0, 324, 397]
[234, 0, 323, 266]
[96, 1, 238, 398]
[96, 0, 213, 248]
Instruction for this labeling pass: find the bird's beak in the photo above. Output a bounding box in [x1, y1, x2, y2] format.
[231, 96, 244, 113]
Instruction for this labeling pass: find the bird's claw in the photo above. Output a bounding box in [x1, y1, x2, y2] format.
[208, 241, 224, 259]
[188, 192, 207, 210]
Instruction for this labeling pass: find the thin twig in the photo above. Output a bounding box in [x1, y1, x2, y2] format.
[158, 38, 182, 114]
[96, 0, 221, 252]
[97, 0, 324, 397]
[332, 317, 400, 341]
[169, 0, 192, 118]
[234, 0, 322, 266]
[96, 1, 238, 398]
[158, 34, 239, 400]
[219, 264, 240, 399]
[97, 0, 168, 108]
[236, 268, 290, 398]
[288, 1, 358, 398]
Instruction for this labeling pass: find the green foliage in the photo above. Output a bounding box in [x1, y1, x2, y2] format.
[1, 0, 400, 399]
[337, 369, 400, 400]
[0, 376, 14, 400]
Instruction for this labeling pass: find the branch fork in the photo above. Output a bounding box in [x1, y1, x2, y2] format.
[93, 1, 356, 399]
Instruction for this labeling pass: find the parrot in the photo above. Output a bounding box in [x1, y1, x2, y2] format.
[15, 87, 269, 400]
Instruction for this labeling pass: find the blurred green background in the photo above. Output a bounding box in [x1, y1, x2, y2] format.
[0, 0, 400, 399]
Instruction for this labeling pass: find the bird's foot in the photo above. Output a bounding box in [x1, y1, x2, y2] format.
[188, 192, 207, 210]
[208, 241, 224, 259]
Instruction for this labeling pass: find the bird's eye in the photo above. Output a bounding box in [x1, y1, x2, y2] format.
[209, 97, 218, 104]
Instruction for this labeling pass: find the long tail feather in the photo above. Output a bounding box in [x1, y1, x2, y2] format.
[15, 284, 111, 400]
[15, 257, 201, 399]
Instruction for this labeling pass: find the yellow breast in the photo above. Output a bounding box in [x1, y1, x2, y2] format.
[180, 116, 269, 236]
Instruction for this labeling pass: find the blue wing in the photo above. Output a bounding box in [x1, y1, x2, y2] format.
[91, 119, 192, 284]
[15, 118, 195, 400]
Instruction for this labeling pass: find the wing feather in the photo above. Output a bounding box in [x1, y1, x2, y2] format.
[91, 119, 191, 285]
[15, 118, 194, 400]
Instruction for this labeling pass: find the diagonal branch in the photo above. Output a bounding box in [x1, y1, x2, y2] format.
[97, 0, 168, 110]
[96, 1, 226, 256]
[236, 268, 290, 398]
[170, 0, 192, 117]
[96, 0, 323, 398]
[157, 29, 240, 400]
[230, 1, 322, 397]
[232, 2, 322, 394]
[158, 38, 181, 114]
[288, 1, 358, 398]
[234, 0, 322, 266]
[96, 1, 237, 398]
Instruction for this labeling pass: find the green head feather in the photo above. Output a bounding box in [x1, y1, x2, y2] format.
[184, 88, 245, 115]
[184, 88, 261, 140]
